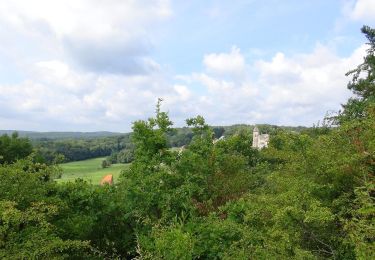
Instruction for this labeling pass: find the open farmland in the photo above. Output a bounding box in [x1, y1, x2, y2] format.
[57, 157, 129, 184]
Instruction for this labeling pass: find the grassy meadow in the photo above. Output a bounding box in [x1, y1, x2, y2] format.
[57, 157, 129, 184]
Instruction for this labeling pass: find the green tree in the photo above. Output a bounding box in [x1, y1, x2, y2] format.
[0, 201, 92, 259]
[131, 98, 173, 166]
[101, 159, 110, 168]
[339, 25, 375, 123]
[0, 132, 33, 164]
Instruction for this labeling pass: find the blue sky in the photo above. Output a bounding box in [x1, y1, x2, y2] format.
[0, 0, 374, 132]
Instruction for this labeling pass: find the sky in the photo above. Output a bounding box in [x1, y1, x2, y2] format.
[0, 0, 374, 132]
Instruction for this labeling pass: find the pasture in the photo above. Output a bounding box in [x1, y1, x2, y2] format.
[57, 157, 129, 184]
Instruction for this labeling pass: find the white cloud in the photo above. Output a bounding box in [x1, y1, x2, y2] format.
[0, 0, 171, 38]
[0, 1, 369, 131]
[173, 85, 191, 101]
[0, 60, 191, 131]
[203, 46, 245, 76]
[0, 0, 181, 131]
[348, 0, 375, 22]
[0, 0, 172, 74]
[33, 60, 93, 93]
[255, 44, 365, 108]
[192, 73, 235, 93]
[177, 44, 367, 126]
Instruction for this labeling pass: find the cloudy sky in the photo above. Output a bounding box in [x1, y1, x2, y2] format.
[0, 0, 374, 132]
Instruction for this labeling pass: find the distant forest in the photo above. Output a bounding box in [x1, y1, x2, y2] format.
[0, 130, 122, 140]
[1, 124, 310, 164]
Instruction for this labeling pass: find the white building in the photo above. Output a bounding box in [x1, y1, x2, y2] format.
[252, 126, 269, 149]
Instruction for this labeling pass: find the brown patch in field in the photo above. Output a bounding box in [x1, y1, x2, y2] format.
[100, 174, 113, 185]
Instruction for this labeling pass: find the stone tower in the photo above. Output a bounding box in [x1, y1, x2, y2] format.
[252, 126, 259, 148]
[252, 126, 269, 149]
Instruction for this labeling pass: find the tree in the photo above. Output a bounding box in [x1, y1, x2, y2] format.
[347, 25, 375, 99]
[130, 98, 173, 166]
[339, 25, 375, 123]
[0, 132, 33, 164]
[0, 201, 92, 259]
[101, 159, 110, 168]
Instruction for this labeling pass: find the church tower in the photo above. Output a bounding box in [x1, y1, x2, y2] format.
[252, 126, 259, 148]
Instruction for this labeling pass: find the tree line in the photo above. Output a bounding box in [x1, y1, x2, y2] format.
[29, 124, 308, 165]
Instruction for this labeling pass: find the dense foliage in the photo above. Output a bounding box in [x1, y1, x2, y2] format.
[0, 130, 122, 140]
[8, 123, 306, 166]
[33, 135, 132, 163]
[0, 132, 33, 164]
[0, 26, 373, 259]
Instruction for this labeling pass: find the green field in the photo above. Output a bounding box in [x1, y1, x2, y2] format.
[57, 157, 129, 184]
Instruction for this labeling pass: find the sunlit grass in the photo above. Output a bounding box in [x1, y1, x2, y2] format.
[56, 157, 130, 184]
